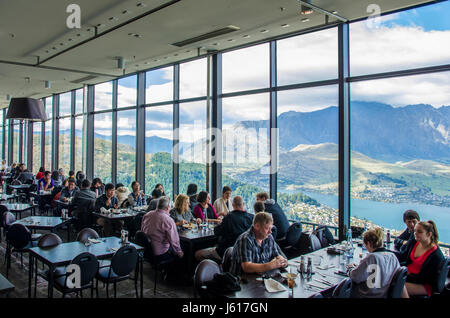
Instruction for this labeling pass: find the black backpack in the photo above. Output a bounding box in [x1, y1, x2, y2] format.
[202, 272, 241, 298]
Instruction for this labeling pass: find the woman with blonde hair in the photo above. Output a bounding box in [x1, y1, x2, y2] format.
[169, 194, 202, 227]
[346, 227, 400, 298]
[399, 220, 445, 297]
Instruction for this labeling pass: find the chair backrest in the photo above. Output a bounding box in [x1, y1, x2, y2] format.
[65, 252, 99, 288]
[110, 245, 138, 277]
[76, 228, 99, 243]
[194, 259, 221, 295]
[332, 278, 353, 298]
[387, 266, 408, 298]
[270, 225, 278, 241]
[221, 246, 233, 273]
[6, 223, 31, 249]
[310, 292, 324, 298]
[285, 222, 302, 246]
[120, 200, 130, 208]
[38, 233, 63, 248]
[313, 225, 336, 248]
[3, 211, 16, 228]
[11, 180, 21, 185]
[309, 233, 322, 252]
[134, 231, 154, 262]
[436, 257, 450, 293]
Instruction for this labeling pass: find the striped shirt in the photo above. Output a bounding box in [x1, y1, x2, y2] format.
[229, 227, 285, 276]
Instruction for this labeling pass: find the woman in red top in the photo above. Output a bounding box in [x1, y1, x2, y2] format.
[193, 191, 221, 223]
[35, 166, 45, 180]
[401, 220, 444, 297]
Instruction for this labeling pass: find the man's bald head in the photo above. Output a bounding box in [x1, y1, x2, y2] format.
[232, 196, 245, 210]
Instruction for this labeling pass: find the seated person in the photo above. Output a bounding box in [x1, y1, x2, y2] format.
[213, 186, 233, 217]
[186, 183, 198, 211]
[67, 170, 75, 181]
[115, 183, 130, 207]
[255, 192, 289, 240]
[253, 201, 265, 213]
[394, 209, 420, 251]
[195, 196, 253, 263]
[147, 188, 162, 211]
[193, 191, 220, 223]
[90, 178, 105, 198]
[35, 167, 45, 181]
[58, 168, 65, 184]
[52, 171, 62, 188]
[398, 220, 445, 298]
[76, 172, 85, 189]
[169, 194, 201, 227]
[229, 212, 288, 277]
[59, 178, 79, 202]
[154, 183, 166, 196]
[128, 181, 145, 207]
[37, 171, 54, 192]
[141, 196, 185, 279]
[72, 179, 97, 209]
[94, 183, 122, 236]
[347, 227, 400, 298]
[16, 168, 34, 184]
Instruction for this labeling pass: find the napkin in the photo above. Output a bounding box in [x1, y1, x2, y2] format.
[264, 278, 287, 293]
[88, 238, 101, 244]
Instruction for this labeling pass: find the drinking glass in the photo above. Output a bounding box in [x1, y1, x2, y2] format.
[287, 267, 297, 298]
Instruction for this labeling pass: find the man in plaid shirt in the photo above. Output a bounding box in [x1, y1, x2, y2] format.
[230, 212, 287, 276]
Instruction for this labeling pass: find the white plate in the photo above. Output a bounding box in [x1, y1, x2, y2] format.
[264, 278, 287, 293]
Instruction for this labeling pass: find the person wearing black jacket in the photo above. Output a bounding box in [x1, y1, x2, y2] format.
[256, 192, 289, 240]
[397, 220, 446, 297]
[195, 196, 253, 263]
[394, 209, 420, 251]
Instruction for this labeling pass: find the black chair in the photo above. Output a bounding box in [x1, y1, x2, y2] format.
[194, 259, 221, 298]
[76, 228, 100, 243]
[5, 223, 34, 277]
[51, 252, 99, 298]
[387, 266, 408, 298]
[95, 245, 139, 298]
[1, 209, 14, 243]
[309, 233, 322, 252]
[221, 246, 233, 273]
[313, 225, 336, 248]
[434, 257, 450, 296]
[309, 292, 324, 298]
[332, 278, 352, 298]
[134, 231, 173, 295]
[277, 222, 302, 248]
[38, 233, 63, 248]
[120, 200, 130, 208]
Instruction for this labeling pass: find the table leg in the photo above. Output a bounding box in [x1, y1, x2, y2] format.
[28, 255, 33, 298]
[48, 265, 54, 298]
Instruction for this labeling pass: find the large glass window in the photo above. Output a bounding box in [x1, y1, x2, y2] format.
[180, 58, 207, 100]
[58, 117, 71, 173]
[118, 75, 137, 108]
[32, 122, 41, 173]
[59, 92, 72, 116]
[117, 110, 136, 188]
[222, 43, 269, 93]
[4, 123, 8, 163]
[277, 86, 339, 227]
[179, 101, 207, 194]
[0, 111, 3, 160]
[350, 72, 450, 245]
[44, 97, 52, 170]
[350, 1, 450, 76]
[277, 28, 338, 85]
[146, 67, 173, 104]
[94, 112, 112, 183]
[145, 105, 173, 197]
[12, 121, 19, 163]
[94, 81, 113, 111]
[75, 88, 84, 114]
[221, 94, 270, 211]
[74, 116, 84, 173]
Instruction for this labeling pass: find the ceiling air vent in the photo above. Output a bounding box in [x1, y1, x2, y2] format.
[171, 25, 240, 47]
[71, 75, 98, 84]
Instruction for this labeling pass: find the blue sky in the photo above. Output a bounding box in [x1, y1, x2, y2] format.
[382, 0, 450, 31]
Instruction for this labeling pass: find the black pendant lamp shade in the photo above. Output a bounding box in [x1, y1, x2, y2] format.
[6, 98, 47, 121]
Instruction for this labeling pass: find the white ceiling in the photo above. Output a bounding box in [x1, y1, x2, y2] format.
[0, 0, 435, 108]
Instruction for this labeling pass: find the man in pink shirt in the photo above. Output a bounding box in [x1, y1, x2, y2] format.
[141, 196, 184, 263]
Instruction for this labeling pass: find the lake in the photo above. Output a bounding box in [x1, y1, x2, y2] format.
[301, 191, 450, 245]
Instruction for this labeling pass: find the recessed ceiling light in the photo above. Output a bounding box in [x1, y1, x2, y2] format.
[77, 33, 82, 37]
[87, 28, 91, 32]
[163, 57, 168, 59]
[301, 18, 310, 22]
[213, 42, 219, 46]
[134, 34, 142, 38]
[60, 43, 64, 46]
[174, 53, 178, 56]
[281, 24, 290, 28]
[144, 61, 149, 64]
[243, 35, 250, 38]
[227, 39, 235, 42]
[154, 59, 159, 62]
[137, 2, 146, 7]
[109, 17, 118, 21]
[332, 11, 338, 14]
[68, 38, 73, 41]
[97, 24, 105, 28]
[260, 29, 269, 33]
[185, 50, 191, 53]
[45, 50, 49, 53]
[122, 10, 130, 14]
[135, 64, 139, 67]
[52, 47, 57, 50]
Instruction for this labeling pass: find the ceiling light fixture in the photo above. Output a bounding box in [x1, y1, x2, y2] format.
[300, 0, 314, 15]
[117, 57, 125, 69]
[260, 29, 269, 33]
[45, 80, 51, 89]
[281, 24, 290, 28]
[301, 18, 310, 22]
